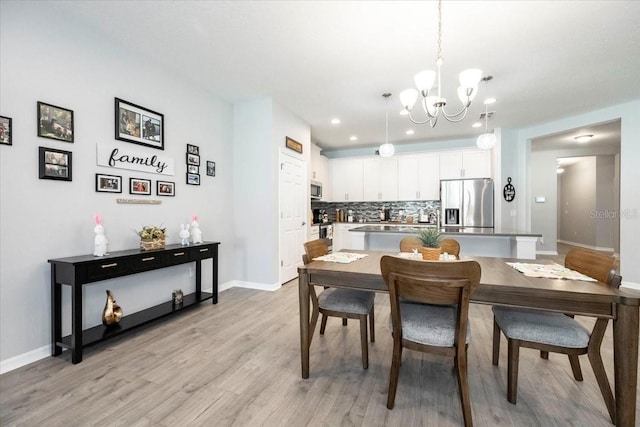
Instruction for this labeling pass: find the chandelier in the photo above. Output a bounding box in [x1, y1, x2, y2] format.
[379, 93, 395, 157]
[400, 0, 482, 127]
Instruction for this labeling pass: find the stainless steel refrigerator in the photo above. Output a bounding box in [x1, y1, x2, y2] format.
[440, 178, 494, 228]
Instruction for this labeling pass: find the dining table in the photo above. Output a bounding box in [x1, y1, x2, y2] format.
[297, 250, 640, 427]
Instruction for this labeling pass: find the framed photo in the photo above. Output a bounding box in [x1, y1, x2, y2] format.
[187, 144, 199, 155]
[129, 177, 151, 195]
[187, 164, 199, 174]
[115, 98, 164, 150]
[186, 153, 200, 166]
[96, 173, 122, 193]
[157, 180, 175, 196]
[285, 136, 303, 154]
[207, 161, 216, 177]
[39, 146, 72, 181]
[0, 116, 11, 145]
[37, 102, 74, 143]
[186, 173, 200, 186]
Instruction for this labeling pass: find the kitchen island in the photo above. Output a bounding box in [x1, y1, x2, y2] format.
[347, 224, 541, 259]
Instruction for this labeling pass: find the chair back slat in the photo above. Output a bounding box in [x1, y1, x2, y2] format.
[440, 238, 461, 258]
[564, 248, 617, 286]
[399, 237, 422, 253]
[303, 239, 329, 265]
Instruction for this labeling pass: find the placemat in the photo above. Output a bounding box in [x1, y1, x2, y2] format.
[506, 262, 597, 281]
[313, 252, 368, 264]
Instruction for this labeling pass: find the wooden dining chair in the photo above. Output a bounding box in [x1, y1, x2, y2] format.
[440, 238, 460, 258]
[399, 236, 422, 253]
[492, 248, 619, 423]
[303, 239, 375, 369]
[380, 256, 481, 427]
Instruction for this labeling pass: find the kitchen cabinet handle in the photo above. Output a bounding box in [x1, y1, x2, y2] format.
[199, 248, 209, 252]
[142, 257, 155, 261]
[101, 263, 118, 268]
[174, 252, 185, 256]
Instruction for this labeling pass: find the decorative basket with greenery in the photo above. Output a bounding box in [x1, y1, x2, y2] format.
[136, 226, 167, 251]
[417, 227, 441, 260]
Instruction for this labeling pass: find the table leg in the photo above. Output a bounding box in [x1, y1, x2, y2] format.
[71, 283, 83, 364]
[614, 303, 639, 427]
[50, 266, 62, 356]
[195, 259, 202, 300]
[299, 271, 310, 379]
[212, 245, 219, 304]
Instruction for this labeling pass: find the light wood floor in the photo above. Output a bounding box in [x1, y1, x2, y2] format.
[2, 275, 635, 426]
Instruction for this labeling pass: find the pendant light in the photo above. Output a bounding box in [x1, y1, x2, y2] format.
[476, 101, 496, 149]
[379, 93, 395, 157]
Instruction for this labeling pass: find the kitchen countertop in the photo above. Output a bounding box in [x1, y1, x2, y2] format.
[347, 224, 542, 237]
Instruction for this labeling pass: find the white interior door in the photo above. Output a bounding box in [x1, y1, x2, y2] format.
[280, 151, 306, 284]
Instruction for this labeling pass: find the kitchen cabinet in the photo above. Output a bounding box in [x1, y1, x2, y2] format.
[310, 143, 330, 200]
[397, 153, 440, 200]
[362, 157, 398, 201]
[331, 158, 363, 201]
[333, 223, 362, 251]
[439, 149, 492, 179]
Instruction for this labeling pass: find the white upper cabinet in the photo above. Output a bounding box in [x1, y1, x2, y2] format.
[397, 153, 440, 200]
[439, 149, 491, 179]
[331, 158, 364, 201]
[362, 157, 398, 201]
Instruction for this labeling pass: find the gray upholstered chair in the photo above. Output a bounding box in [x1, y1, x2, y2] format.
[492, 248, 619, 424]
[380, 255, 481, 427]
[303, 239, 375, 369]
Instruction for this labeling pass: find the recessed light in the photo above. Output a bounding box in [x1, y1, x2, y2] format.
[472, 122, 482, 128]
[406, 129, 415, 135]
[483, 98, 497, 105]
[349, 136, 358, 141]
[331, 118, 341, 125]
[399, 110, 408, 116]
[574, 134, 593, 143]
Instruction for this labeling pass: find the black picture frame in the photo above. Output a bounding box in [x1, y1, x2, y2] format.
[188, 164, 199, 174]
[186, 153, 200, 166]
[187, 144, 199, 155]
[37, 102, 74, 143]
[115, 98, 164, 150]
[186, 173, 200, 185]
[95, 173, 122, 193]
[207, 161, 216, 177]
[39, 146, 72, 181]
[129, 177, 152, 195]
[0, 116, 11, 145]
[157, 180, 175, 196]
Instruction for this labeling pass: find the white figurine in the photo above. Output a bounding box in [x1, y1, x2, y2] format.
[179, 224, 190, 246]
[93, 214, 109, 256]
[190, 214, 203, 244]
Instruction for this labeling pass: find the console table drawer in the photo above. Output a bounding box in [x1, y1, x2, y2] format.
[129, 254, 164, 272]
[164, 249, 190, 265]
[85, 260, 128, 280]
[190, 246, 213, 261]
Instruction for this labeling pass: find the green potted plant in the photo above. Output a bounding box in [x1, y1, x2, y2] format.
[417, 227, 441, 260]
[136, 225, 167, 251]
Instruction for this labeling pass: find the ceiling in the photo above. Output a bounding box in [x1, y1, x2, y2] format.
[51, 1, 640, 152]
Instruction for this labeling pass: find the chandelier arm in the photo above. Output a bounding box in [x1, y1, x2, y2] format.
[406, 109, 437, 125]
[440, 107, 470, 123]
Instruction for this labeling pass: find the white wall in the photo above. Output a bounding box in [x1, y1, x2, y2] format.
[0, 2, 236, 368]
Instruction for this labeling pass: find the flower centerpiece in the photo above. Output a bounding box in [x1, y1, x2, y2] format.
[417, 227, 441, 260]
[136, 225, 167, 251]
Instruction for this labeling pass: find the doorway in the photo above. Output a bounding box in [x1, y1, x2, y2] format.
[279, 151, 307, 284]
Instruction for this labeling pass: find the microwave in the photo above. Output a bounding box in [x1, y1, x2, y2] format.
[310, 181, 322, 200]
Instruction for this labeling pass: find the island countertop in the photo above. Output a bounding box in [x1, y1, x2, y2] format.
[347, 225, 542, 238]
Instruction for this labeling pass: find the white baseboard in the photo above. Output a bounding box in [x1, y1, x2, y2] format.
[536, 250, 559, 256]
[557, 240, 614, 253]
[621, 281, 640, 291]
[220, 280, 281, 292]
[0, 345, 50, 375]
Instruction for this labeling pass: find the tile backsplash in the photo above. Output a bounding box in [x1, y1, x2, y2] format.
[311, 200, 440, 223]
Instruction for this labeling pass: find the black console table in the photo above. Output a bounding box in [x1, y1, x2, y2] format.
[49, 241, 220, 364]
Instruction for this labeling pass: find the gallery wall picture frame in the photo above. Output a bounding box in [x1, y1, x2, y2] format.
[37, 102, 74, 143]
[39, 146, 72, 181]
[186, 173, 200, 185]
[187, 144, 199, 155]
[96, 173, 122, 193]
[186, 153, 200, 166]
[115, 98, 164, 150]
[207, 161, 216, 177]
[188, 164, 199, 174]
[157, 180, 175, 196]
[285, 136, 303, 154]
[129, 177, 152, 195]
[0, 116, 11, 145]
